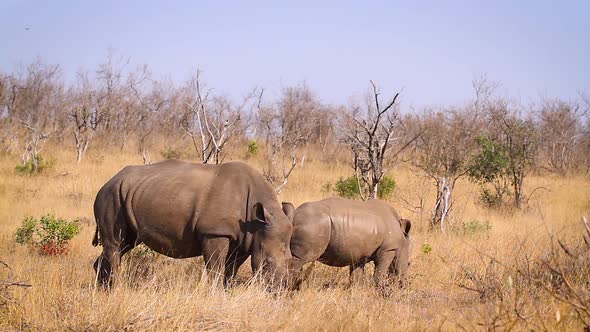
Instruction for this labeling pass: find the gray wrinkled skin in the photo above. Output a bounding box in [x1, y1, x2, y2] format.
[92, 160, 294, 288]
[290, 197, 411, 289]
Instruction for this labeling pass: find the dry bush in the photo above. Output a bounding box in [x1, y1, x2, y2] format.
[450, 220, 590, 331]
[0, 261, 32, 330]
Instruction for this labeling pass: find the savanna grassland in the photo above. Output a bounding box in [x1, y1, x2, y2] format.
[1, 144, 589, 331]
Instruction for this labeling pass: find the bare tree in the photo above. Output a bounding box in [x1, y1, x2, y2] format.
[151, 83, 185, 148]
[257, 88, 311, 193]
[414, 109, 480, 230]
[0, 72, 6, 108]
[413, 78, 491, 230]
[132, 78, 171, 164]
[537, 98, 585, 175]
[18, 120, 54, 172]
[341, 81, 418, 200]
[3, 61, 63, 173]
[482, 100, 539, 209]
[315, 105, 340, 162]
[276, 84, 324, 145]
[64, 51, 149, 163]
[94, 50, 132, 149]
[67, 72, 101, 163]
[580, 93, 590, 173]
[0, 72, 13, 152]
[180, 71, 250, 164]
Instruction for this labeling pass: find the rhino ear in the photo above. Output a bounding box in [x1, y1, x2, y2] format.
[282, 202, 295, 221]
[400, 218, 411, 238]
[253, 203, 270, 224]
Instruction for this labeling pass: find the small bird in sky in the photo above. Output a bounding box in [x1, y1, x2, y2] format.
[25, 27, 31, 31]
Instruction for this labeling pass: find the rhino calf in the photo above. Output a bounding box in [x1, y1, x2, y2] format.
[290, 197, 411, 289]
[92, 160, 294, 288]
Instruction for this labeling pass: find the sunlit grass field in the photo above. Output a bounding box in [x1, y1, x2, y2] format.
[1, 143, 589, 331]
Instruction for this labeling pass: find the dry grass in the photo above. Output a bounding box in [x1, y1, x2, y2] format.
[1, 144, 590, 331]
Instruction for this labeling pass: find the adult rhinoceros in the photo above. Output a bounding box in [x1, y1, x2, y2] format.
[290, 197, 411, 289]
[92, 160, 294, 288]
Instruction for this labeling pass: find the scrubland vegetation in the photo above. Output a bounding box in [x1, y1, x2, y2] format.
[1, 57, 590, 330]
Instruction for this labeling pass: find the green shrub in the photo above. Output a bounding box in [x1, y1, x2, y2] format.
[15, 217, 37, 245]
[247, 140, 259, 156]
[128, 243, 159, 259]
[334, 175, 396, 199]
[462, 219, 492, 235]
[421, 243, 433, 254]
[14, 215, 81, 255]
[377, 176, 396, 199]
[467, 136, 509, 184]
[124, 244, 160, 283]
[160, 147, 181, 160]
[15, 155, 55, 175]
[478, 188, 506, 210]
[467, 136, 511, 209]
[335, 176, 361, 199]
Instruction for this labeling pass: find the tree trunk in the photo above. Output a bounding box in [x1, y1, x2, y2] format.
[513, 171, 524, 209]
[31, 153, 39, 174]
[370, 181, 379, 200]
[74, 131, 92, 163]
[431, 177, 452, 232]
[76, 147, 83, 163]
[76, 141, 89, 163]
[141, 149, 151, 165]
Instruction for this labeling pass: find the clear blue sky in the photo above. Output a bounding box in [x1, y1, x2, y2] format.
[1, 0, 588, 108]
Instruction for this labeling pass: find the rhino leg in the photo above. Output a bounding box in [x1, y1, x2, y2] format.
[349, 260, 367, 286]
[93, 244, 117, 288]
[224, 244, 248, 286]
[373, 250, 396, 290]
[93, 197, 137, 289]
[201, 235, 230, 287]
[93, 235, 137, 288]
[94, 246, 115, 288]
[289, 257, 307, 290]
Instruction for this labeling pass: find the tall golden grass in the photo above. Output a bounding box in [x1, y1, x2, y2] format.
[1, 143, 589, 331]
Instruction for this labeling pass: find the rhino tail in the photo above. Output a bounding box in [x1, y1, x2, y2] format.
[92, 222, 100, 246]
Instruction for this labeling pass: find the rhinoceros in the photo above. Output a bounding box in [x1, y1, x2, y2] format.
[92, 160, 294, 288]
[289, 197, 411, 288]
